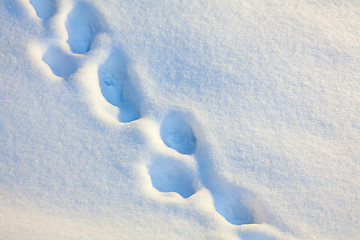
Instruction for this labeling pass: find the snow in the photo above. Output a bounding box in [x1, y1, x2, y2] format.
[65, 1, 105, 54]
[1, 0, 360, 239]
[29, 0, 56, 20]
[42, 44, 79, 78]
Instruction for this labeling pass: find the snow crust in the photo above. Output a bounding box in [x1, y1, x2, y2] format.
[1, 0, 359, 239]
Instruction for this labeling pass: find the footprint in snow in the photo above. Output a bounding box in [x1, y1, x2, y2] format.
[158, 111, 256, 225]
[98, 47, 141, 123]
[65, 1, 105, 54]
[148, 155, 198, 198]
[160, 111, 197, 155]
[26, 0, 270, 232]
[29, 0, 56, 20]
[195, 148, 256, 225]
[42, 45, 78, 78]
[212, 187, 254, 225]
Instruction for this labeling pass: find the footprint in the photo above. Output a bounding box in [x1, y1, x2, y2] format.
[29, 0, 56, 19]
[212, 188, 254, 225]
[98, 47, 141, 123]
[195, 149, 257, 226]
[148, 156, 198, 198]
[160, 111, 197, 155]
[159, 111, 254, 224]
[42, 45, 78, 78]
[65, 1, 104, 54]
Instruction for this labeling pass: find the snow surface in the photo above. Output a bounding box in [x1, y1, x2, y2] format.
[1, 0, 360, 239]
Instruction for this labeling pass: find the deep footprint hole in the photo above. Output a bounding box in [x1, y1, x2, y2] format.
[148, 156, 197, 198]
[42, 45, 78, 78]
[160, 112, 197, 155]
[30, 0, 56, 19]
[98, 47, 141, 123]
[65, 1, 104, 54]
[213, 190, 254, 225]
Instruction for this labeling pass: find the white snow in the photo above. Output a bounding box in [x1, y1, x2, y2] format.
[1, 0, 359, 239]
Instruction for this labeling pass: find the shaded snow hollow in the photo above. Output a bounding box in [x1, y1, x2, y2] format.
[0, 0, 359, 239]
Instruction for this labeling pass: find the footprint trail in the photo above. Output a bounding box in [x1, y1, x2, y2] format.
[98, 47, 141, 123]
[159, 111, 256, 225]
[29, 0, 56, 19]
[25, 0, 287, 237]
[66, 1, 104, 54]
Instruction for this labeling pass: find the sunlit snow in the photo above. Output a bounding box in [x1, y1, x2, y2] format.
[1, 0, 359, 239]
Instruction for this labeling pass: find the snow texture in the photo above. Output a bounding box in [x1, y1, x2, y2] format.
[1, 0, 359, 239]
